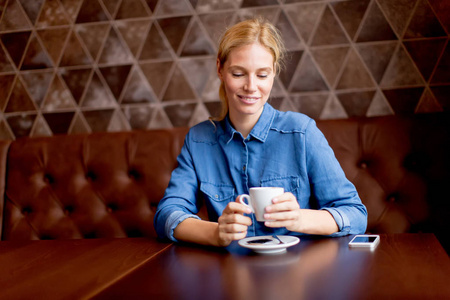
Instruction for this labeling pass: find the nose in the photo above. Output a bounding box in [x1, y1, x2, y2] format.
[244, 75, 257, 92]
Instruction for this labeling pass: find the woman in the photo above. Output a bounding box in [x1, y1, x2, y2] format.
[154, 18, 367, 247]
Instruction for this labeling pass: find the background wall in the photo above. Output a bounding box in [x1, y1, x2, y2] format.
[0, 0, 448, 139]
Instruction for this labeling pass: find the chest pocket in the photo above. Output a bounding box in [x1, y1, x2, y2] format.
[200, 182, 235, 202]
[260, 176, 301, 196]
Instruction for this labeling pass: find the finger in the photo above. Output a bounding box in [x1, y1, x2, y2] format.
[218, 222, 249, 234]
[266, 201, 299, 214]
[264, 210, 298, 221]
[223, 201, 252, 215]
[272, 192, 296, 204]
[264, 219, 297, 228]
[219, 213, 252, 226]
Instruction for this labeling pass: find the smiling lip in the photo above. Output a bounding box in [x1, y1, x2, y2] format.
[239, 95, 260, 104]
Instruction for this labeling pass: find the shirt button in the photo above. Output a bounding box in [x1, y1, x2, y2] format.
[215, 195, 219, 199]
[243, 165, 246, 171]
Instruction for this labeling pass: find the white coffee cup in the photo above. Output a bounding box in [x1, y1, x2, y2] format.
[238, 187, 284, 222]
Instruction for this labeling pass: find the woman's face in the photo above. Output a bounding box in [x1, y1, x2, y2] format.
[218, 43, 275, 124]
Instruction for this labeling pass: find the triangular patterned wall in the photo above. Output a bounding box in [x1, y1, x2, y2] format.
[0, 0, 448, 139]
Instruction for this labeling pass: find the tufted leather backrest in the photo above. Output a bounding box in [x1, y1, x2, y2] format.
[2, 114, 449, 249]
[317, 113, 450, 247]
[3, 128, 189, 240]
[0, 140, 12, 239]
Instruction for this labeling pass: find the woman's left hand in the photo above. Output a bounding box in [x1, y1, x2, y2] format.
[263, 192, 303, 232]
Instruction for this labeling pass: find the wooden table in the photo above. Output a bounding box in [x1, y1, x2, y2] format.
[1, 234, 448, 299]
[0, 238, 171, 299]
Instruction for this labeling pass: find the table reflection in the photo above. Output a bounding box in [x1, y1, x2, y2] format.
[163, 237, 369, 300]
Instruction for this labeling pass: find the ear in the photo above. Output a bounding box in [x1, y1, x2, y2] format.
[216, 58, 223, 80]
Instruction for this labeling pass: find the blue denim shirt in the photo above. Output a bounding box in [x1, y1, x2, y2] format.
[154, 104, 367, 241]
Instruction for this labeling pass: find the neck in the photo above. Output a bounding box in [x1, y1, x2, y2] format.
[229, 112, 260, 139]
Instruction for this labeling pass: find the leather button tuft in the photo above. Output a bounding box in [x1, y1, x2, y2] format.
[359, 161, 368, 169]
[128, 169, 140, 180]
[44, 174, 54, 184]
[107, 203, 118, 212]
[22, 206, 32, 215]
[64, 206, 73, 215]
[388, 195, 397, 203]
[86, 171, 97, 181]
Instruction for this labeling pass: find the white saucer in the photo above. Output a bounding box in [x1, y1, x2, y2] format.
[238, 235, 300, 254]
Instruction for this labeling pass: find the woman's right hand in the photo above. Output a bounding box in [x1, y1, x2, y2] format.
[216, 197, 253, 246]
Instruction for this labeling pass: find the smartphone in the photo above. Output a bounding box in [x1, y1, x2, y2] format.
[348, 235, 380, 249]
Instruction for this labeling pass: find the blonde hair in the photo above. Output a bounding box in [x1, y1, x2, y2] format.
[214, 17, 286, 121]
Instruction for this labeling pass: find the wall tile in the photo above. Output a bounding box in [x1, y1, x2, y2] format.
[1, 31, 31, 67]
[336, 49, 376, 89]
[430, 42, 450, 84]
[290, 53, 329, 92]
[380, 45, 425, 87]
[383, 87, 424, 114]
[21, 33, 53, 70]
[100, 64, 132, 100]
[36, 0, 70, 27]
[37, 27, 71, 65]
[76, 23, 110, 61]
[60, 67, 92, 104]
[115, 0, 151, 19]
[43, 111, 75, 134]
[21, 70, 53, 107]
[42, 73, 77, 111]
[18, 0, 45, 26]
[331, 0, 370, 40]
[404, 0, 447, 38]
[121, 67, 156, 103]
[76, 0, 109, 23]
[59, 32, 92, 66]
[337, 90, 376, 117]
[311, 6, 349, 46]
[0, 0, 31, 31]
[164, 102, 197, 127]
[5, 77, 36, 112]
[356, 1, 397, 42]
[162, 65, 196, 100]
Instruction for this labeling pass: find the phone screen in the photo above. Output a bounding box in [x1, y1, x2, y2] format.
[352, 236, 377, 243]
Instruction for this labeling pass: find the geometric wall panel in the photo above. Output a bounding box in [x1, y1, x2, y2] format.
[0, 0, 448, 140]
[356, 1, 397, 42]
[380, 45, 425, 87]
[430, 42, 450, 84]
[336, 49, 375, 89]
[284, 3, 324, 44]
[404, 0, 447, 39]
[356, 42, 397, 83]
[331, 0, 370, 40]
[404, 38, 447, 81]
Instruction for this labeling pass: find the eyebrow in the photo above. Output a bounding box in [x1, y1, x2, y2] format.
[229, 66, 273, 72]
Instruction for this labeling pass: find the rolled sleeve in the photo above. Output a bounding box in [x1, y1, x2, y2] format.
[322, 207, 351, 237]
[165, 211, 200, 242]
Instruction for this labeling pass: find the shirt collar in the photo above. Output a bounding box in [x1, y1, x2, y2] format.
[222, 103, 276, 144]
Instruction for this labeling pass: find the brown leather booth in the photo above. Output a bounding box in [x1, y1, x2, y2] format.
[1, 113, 449, 252]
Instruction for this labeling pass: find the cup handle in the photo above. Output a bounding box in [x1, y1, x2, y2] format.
[238, 194, 254, 213]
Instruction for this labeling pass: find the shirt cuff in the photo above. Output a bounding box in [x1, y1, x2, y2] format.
[322, 208, 350, 237]
[165, 211, 201, 242]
